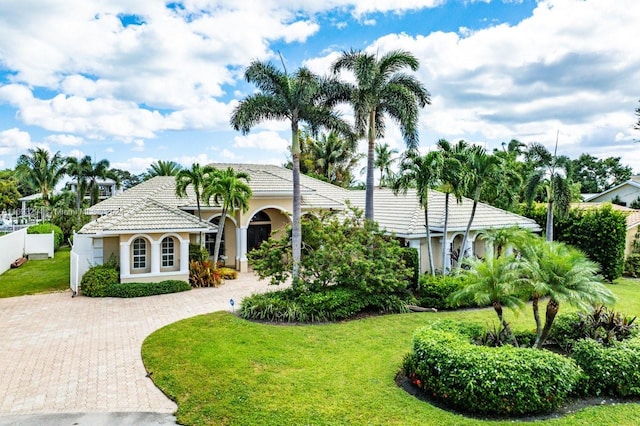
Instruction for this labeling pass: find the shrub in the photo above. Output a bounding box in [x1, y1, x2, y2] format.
[189, 244, 209, 262]
[401, 247, 420, 290]
[571, 337, 640, 397]
[104, 280, 191, 298]
[51, 213, 90, 243]
[217, 267, 238, 280]
[415, 274, 471, 309]
[81, 265, 119, 297]
[624, 253, 640, 278]
[189, 260, 222, 287]
[240, 286, 406, 323]
[27, 222, 64, 250]
[403, 322, 581, 416]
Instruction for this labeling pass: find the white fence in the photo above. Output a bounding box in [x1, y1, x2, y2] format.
[70, 233, 94, 294]
[0, 228, 55, 275]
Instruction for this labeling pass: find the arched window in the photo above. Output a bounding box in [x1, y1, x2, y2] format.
[161, 237, 175, 267]
[132, 238, 147, 269]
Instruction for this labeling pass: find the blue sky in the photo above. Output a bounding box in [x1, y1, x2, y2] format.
[0, 0, 638, 179]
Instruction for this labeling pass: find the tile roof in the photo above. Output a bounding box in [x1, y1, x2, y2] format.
[346, 189, 541, 236]
[79, 198, 213, 234]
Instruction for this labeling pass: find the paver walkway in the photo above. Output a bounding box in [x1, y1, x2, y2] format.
[0, 274, 272, 416]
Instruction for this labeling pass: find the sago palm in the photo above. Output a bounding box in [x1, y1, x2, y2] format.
[332, 49, 430, 220]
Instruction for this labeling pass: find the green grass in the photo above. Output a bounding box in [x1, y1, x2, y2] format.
[142, 280, 640, 426]
[0, 247, 70, 298]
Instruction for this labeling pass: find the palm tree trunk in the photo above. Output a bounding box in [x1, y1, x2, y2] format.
[424, 208, 435, 275]
[442, 193, 450, 275]
[459, 186, 481, 269]
[196, 196, 202, 221]
[535, 299, 560, 349]
[546, 199, 554, 242]
[291, 122, 302, 285]
[365, 109, 376, 220]
[493, 301, 518, 347]
[532, 295, 542, 346]
[212, 208, 227, 267]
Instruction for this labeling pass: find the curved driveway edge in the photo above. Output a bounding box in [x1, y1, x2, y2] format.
[0, 274, 272, 416]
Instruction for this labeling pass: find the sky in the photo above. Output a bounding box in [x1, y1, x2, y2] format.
[0, 0, 638, 180]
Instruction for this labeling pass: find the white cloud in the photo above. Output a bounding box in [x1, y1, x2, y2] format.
[66, 149, 85, 159]
[111, 157, 158, 174]
[44, 134, 84, 146]
[0, 128, 32, 155]
[233, 131, 289, 151]
[130, 139, 145, 152]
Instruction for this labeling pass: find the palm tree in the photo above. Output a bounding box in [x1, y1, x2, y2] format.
[520, 239, 616, 348]
[436, 139, 468, 273]
[202, 167, 252, 266]
[452, 254, 525, 345]
[524, 141, 572, 242]
[306, 131, 361, 187]
[374, 143, 398, 188]
[332, 49, 430, 220]
[175, 163, 214, 220]
[65, 155, 92, 210]
[147, 160, 183, 177]
[15, 148, 66, 206]
[486, 140, 525, 211]
[458, 146, 502, 264]
[86, 158, 115, 206]
[230, 60, 350, 282]
[392, 149, 443, 274]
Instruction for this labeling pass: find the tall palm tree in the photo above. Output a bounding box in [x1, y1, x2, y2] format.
[374, 142, 398, 188]
[520, 239, 616, 348]
[147, 160, 183, 177]
[458, 146, 502, 264]
[524, 141, 572, 242]
[436, 139, 467, 273]
[451, 254, 525, 346]
[15, 148, 66, 206]
[202, 167, 252, 266]
[306, 131, 361, 186]
[65, 155, 92, 210]
[230, 60, 350, 282]
[86, 158, 114, 206]
[332, 49, 430, 220]
[176, 163, 214, 220]
[392, 149, 443, 275]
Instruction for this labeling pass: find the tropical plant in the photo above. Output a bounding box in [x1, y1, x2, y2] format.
[332, 49, 430, 220]
[147, 160, 183, 177]
[15, 148, 66, 205]
[202, 167, 252, 265]
[520, 239, 616, 348]
[392, 149, 443, 274]
[65, 155, 92, 210]
[175, 163, 214, 220]
[451, 255, 525, 345]
[0, 169, 21, 211]
[230, 60, 350, 283]
[86, 158, 117, 206]
[374, 142, 398, 188]
[524, 141, 572, 241]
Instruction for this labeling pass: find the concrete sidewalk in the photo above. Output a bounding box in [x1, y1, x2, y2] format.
[0, 273, 271, 420]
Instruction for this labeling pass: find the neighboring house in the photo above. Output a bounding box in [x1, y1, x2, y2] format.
[585, 176, 640, 206]
[71, 163, 540, 287]
[572, 202, 640, 258]
[67, 178, 122, 202]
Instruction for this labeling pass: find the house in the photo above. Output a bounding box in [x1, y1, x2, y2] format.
[71, 163, 540, 288]
[67, 177, 122, 201]
[585, 176, 640, 206]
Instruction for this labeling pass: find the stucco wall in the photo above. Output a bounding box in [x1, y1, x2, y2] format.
[120, 272, 189, 284]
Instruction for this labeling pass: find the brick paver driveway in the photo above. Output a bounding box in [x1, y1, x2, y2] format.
[0, 274, 271, 416]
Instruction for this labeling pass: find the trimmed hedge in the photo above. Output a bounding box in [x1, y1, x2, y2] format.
[81, 265, 120, 297]
[403, 321, 581, 416]
[240, 286, 408, 323]
[415, 274, 473, 309]
[571, 337, 640, 397]
[27, 222, 64, 250]
[103, 280, 191, 298]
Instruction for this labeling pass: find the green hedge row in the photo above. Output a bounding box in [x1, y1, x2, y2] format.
[403, 321, 581, 416]
[27, 222, 64, 250]
[571, 337, 640, 397]
[81, 265, 190, 298]
[240, 286, 409, 323]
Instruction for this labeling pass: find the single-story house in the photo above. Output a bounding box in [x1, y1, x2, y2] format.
[71, 163, 540, 287]
[585, 176, 640, 206]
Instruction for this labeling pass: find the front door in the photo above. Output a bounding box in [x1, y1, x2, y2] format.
[247, 224, 271, 252]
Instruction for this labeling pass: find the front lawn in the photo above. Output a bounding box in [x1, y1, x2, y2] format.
[0, 247, 70, 298]
[142, 279, 640, 425]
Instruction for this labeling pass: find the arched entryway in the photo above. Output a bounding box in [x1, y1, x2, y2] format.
[247, 210, 271, 252]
